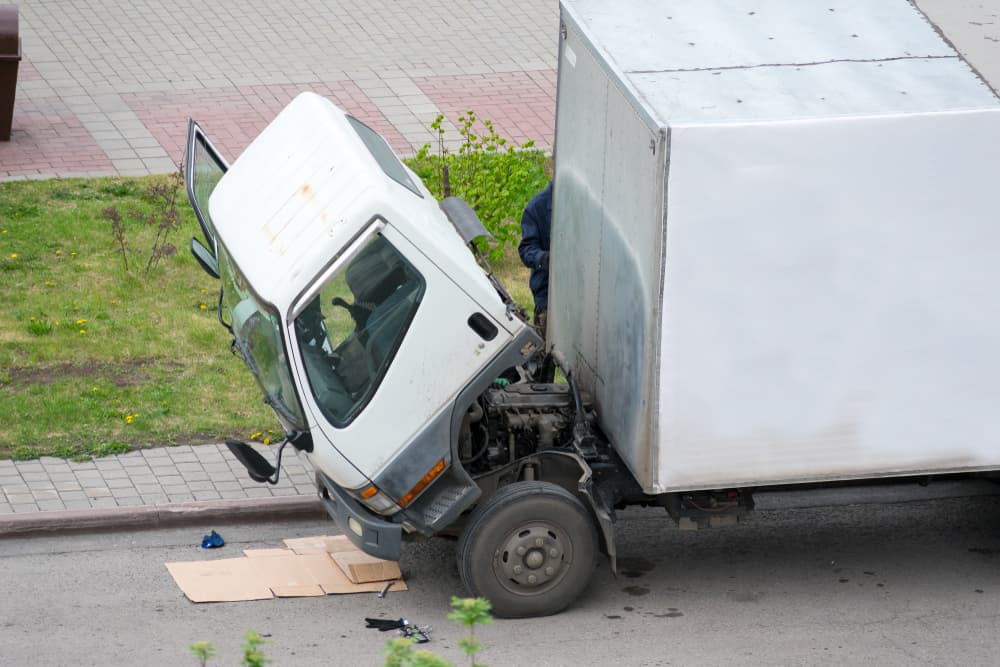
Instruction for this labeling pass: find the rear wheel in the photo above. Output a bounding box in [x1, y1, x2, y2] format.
[456, 481, 598, 618]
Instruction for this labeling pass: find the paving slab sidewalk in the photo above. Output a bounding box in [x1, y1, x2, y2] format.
[0, 443, 322, 534]
[1, 0, 559, 180]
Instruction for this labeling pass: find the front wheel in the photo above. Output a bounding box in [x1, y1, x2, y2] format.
[456, 481, 598, 618]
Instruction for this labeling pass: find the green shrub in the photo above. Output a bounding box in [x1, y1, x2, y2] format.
[190, 640, 216, 667]
[383, 596, 493, 667]
[188, 630, 269, 666]
[406, 111, 549, 260]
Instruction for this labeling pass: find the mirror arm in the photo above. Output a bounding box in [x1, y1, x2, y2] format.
[217, 287, 232, 334]
[265, 439, 288, 485]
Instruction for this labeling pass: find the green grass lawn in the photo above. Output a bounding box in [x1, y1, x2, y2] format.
[0, 172, 536, 460]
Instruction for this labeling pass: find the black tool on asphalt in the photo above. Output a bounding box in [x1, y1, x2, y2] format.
[365, 617, 407, 631]
[364, 618, 432, 643]
[400, 624, 432, 644]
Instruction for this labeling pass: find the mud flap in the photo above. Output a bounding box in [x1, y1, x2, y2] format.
[574, 461, 618, 576]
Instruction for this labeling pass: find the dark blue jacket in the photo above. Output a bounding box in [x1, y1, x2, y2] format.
[518, 181, 553, 310]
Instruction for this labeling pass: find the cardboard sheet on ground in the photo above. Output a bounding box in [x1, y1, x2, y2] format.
[166, 535, 406, 602]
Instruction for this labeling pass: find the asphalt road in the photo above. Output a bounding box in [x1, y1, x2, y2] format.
[2, 484, 999, 667]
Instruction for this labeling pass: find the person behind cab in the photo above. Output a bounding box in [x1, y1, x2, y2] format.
[518, 179, 553, 336]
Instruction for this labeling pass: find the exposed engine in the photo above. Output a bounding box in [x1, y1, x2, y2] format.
[458, 382, 588, 475]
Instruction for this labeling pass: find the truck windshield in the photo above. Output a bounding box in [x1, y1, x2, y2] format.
[294, 234, 424, 426]
[219, 249, 307, 431]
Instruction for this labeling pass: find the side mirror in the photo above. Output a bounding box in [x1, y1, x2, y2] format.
[190, 237, 220, 279]
[226, 439, 288, 485]
[439, 197, 495, 244]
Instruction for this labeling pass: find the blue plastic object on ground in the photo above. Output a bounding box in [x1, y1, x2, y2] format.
[200, 530, 225, 549]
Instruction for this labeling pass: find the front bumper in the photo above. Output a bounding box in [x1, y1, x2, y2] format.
[316, 470, 402, 561]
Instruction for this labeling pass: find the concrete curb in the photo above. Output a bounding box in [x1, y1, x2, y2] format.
[0, 496, 325, 537]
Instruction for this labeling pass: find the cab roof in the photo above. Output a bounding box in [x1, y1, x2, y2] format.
[208, 93, 431, 310]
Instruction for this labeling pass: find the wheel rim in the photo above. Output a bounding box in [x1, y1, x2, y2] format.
[493, 521, 574, 596]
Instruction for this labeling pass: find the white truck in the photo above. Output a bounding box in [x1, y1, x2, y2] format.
[184, 0, 1000, 617]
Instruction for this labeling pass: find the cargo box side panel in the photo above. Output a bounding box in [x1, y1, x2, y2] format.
[552, 15, 666, 491]
[593, 88, 665, 491]
[657, 110, 1000, 491]
[549, 21, 609, 389]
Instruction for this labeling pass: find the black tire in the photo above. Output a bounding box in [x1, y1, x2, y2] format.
[456, 481, 598, 618]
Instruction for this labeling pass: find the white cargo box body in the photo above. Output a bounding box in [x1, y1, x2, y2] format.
[551, 0, 1000, 493]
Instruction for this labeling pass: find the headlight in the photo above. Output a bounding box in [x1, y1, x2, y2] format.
[351, 484, 400, 515]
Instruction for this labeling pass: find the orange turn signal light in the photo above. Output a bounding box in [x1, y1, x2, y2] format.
[398, 459, 446, 507]
[360, 485, 378, 500]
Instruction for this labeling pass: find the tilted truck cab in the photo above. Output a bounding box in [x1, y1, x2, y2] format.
[186, 93, 554, 559]
[186, 0, 1000, 619]
[187, 93, 614, 617]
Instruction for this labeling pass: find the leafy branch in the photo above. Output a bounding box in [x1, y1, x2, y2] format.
[410, 111, 548, 261]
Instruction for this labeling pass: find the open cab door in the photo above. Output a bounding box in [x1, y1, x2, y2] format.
[185, 119, 229, 278]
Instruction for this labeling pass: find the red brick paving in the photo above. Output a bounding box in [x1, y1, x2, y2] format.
[126, 81, 410, 167]
[1, 71, 557, 180]
[0, 96, 113, 177]
[17, 60, 42, 81]
[415, 69, 556, 148]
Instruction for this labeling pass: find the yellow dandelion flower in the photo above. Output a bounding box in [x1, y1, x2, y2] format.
[29, 316, 36, 321]
[263, 438, 271, 445]
[55, 249, 62, 256]
[76, 319, 87, 326]
[125, 415, 133, 424]
[267, 429, 275, 434]
[70, 251, 77, 257]
[9, 253, 16, 259]
[44, 280, 55, 287]
[54, 320, 60, 326]
[200, 288, 207, 294]
[198, 303, 207, 310]
[79, 329, 86, 335]
[92, 386, 98, 392]
[1, 229, 7, 234]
